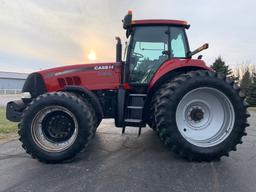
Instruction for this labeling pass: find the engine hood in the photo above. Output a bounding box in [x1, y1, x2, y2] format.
[36, 62, 122, 92]
[38, 62, 119, 78]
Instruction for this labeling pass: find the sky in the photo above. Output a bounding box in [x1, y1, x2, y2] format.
[0, 0, 255, 73]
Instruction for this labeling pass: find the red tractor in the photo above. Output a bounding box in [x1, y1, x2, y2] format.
[7, 11, 249, 163]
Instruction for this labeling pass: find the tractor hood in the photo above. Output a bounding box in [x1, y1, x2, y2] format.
[39, 62, 119, 78]
[35, 62, 122, 92]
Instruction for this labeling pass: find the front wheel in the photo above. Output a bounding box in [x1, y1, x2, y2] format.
[155, 70, 250, 161]
[19, 92, 94, 163]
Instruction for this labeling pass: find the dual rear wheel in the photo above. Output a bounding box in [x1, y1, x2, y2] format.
[151, 70, 249, 161]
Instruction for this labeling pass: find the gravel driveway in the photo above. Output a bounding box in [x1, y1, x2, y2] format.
[0, 110, 255, 192]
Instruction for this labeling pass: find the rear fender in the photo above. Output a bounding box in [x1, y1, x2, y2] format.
[149, 59, 213, 89]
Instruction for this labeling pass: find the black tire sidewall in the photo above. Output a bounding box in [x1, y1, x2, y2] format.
[160, 74, 246, 158]
[20, 93, 93, 162]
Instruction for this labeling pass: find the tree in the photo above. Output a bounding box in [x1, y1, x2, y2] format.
[240, 70, 252, 97]
[247, 73, 256, 106]
[211, 56, 238, 82]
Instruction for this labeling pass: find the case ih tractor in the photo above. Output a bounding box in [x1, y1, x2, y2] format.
[7, 11, 249, 163]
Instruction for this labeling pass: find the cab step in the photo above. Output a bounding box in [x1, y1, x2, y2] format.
[125, 118, 142, 123]
[122, 118, 144, 136]
[129, 93, 147, 97]
[122, 90, 147, 136]
[127, 106, 143, 109]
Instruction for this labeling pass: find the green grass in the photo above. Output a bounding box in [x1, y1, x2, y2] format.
[0, 107, 17, 134]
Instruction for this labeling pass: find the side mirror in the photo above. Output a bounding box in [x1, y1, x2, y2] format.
[188, 43, 209, 58]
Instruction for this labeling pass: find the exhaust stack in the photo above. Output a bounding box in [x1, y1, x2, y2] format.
[115, 37, 122, 62]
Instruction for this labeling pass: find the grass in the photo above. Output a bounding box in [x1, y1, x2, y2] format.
[0, 107, 17, 135]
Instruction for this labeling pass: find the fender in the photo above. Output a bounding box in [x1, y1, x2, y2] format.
[63, 86, 104, 119]
[149, 59, 213, 89]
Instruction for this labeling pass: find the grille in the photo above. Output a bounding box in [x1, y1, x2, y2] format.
[58, 76, 81, 88]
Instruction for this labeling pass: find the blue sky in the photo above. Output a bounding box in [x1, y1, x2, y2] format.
[0, 0, 255, 73]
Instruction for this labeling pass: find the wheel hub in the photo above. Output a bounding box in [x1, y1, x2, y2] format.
[42, 112, 75, 142]
[185, 102, 210, 130]
[189, 108, 204, 122]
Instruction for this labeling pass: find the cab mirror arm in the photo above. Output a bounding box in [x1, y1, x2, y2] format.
[187, 43, 209, 58]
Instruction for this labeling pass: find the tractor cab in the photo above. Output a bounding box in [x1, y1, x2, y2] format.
[120, 11, 190, 85]
[118, 11, 208, 87]
[126, 22, 190, 85]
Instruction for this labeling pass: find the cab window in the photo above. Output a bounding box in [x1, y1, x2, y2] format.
[170, 27, 188, 58]
[129, 26, 168, 83]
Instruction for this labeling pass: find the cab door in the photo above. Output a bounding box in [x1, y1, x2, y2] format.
[128, 26, 169, 84]
[128, 26, 190, 85]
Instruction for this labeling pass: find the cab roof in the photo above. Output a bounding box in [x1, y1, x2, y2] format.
[132, 19, 190, 28]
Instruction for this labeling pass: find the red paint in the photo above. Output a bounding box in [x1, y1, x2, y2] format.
[37, 59, 212, 92]
[132, 20, 189, 27]
[149, 59, 213, 88]
[38, 62, 122, 92]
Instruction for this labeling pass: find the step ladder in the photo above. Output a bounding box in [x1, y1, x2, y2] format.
[122, 93, 147, 136]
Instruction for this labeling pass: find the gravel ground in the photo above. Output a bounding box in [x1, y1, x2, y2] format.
[0, 110, 255, 192]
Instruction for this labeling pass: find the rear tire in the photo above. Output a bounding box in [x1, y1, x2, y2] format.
[154, 70, 250, 161]
[19, 92, 94, 163]
[148, 82, 173, 132]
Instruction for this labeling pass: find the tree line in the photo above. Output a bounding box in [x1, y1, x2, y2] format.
[211, 57, 256, 106]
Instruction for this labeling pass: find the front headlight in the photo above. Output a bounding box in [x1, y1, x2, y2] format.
[21, 92, 32, 99]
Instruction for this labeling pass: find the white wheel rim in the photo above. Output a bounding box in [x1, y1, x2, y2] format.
[31, 106, 79, 152]
[175, 87, 235, 147]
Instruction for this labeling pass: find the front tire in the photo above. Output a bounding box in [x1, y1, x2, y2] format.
[19, 92, 94, 163]
[154, 70, 250, 161]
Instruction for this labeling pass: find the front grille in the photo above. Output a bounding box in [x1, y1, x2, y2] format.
[58, 76, 81, 88]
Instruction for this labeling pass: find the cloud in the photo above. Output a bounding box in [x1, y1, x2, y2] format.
[0, 0, 255, 72]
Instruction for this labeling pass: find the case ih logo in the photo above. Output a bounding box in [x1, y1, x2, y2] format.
[94, 65, 114, 70]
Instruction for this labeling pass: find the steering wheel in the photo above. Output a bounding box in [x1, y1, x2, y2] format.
[133, 52, 144, 59]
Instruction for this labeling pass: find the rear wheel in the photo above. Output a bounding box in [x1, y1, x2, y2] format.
[19, 92, 94, 163]
[154, 70, 250, 161]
